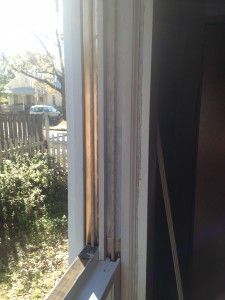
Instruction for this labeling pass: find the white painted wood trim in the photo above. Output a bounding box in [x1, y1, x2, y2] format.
[117, 0, 134, 294]
[137, 0, 154, 298]
[63, 0, 153, 297]
[119, 0, 153, 299]
[96, 0, 106, 261]
[63, 0, 85, 263]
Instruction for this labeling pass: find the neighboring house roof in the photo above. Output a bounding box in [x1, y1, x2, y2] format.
[5, 73, 62, 99]
[6, 87, 35, 95]
[5, 73, 35, 95]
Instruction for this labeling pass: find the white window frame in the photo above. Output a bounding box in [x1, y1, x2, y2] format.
[64, 0, 85, 263]
[118, 0, 153, 299]
[63, 0, 154, 298]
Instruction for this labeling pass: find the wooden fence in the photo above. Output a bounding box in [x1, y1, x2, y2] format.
[0, 113, 45, 163]
[0, 113, 68, 169]
[48, 131, 68, 169]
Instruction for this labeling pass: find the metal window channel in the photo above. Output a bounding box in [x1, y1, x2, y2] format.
[46, 247, 120, 300]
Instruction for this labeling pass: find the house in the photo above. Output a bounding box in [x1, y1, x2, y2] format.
[47, 0, 225, 299]
[5, 73, 62, 111]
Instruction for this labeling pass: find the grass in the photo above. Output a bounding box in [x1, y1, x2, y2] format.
[0, 152, 68, 299]
[0, 216, 68, 300]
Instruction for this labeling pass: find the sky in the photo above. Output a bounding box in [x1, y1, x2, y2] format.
[0, 0, 63, 55]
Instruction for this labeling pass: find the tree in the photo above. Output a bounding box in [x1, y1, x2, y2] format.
[1, 30, 66, 118]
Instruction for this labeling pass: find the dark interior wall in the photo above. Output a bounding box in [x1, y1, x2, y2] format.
[147, 1, 205, 299]
[192, 24, 225, 300]
[205, 0, 225, 17]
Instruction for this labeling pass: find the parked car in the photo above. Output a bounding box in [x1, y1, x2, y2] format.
[30, 105, 62, 125]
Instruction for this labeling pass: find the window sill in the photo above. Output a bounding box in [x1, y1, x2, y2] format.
[46, 246, 120, 300]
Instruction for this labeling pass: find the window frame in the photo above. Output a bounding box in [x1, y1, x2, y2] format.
[64, 0, 85, 263]
[62, 0, 153, 298]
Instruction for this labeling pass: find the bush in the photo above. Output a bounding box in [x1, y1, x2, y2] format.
[0, 152, 68, 234]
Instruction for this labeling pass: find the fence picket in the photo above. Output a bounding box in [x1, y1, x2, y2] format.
[3, 116, 8, 149]
[52, 134, 55, 162]
[0, 113, 67, 169]
[62, 135, 66, 169]
[56, 133, 60, 163]
[0, 118, 4, 150]
[0, 114, 45, 160]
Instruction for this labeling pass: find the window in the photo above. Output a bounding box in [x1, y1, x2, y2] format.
[14, 94, 19, 104]
[31, 106, 44, 112]
[26, 95, 32, 106]
[52, 95, 56, 105]
[47, 0, 152, 298]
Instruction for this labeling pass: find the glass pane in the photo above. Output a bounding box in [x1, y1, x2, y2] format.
[0, 1, 68, 299]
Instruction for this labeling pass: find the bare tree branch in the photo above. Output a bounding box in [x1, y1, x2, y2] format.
[13, 67, 61, 93]
[32, 32, 58, 74]
[56, 30, 64, 75]
[36, 70, 56, 76]
[20, 70, 61, 93]
[1, 54, 61, 94]
[1, 26, 67, 118]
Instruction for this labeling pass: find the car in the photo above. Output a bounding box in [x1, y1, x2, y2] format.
[30, 105, 62, 125]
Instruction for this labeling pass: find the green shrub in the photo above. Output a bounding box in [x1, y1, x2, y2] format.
[0, 152, 68, 234]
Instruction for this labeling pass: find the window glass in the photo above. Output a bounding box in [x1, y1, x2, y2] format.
[33, 107, 44, 112]
[43, 107, 49, 112]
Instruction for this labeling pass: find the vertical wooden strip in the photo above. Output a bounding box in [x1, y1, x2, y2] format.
[157, 131, 184, 300]
[62, 134, 66, 169]
[60, 135, 62, 167]
[27, 115, 32, 154]
[51, 132, 54, 162]
[45, 114, 50, 153]
[35, 116, 40, 151]
[93, 0, 99, 246]
[41, 115, 45, 153]
[13, 114, 18, 148]
[0, 137, 2, 165]
[3, 115, 8, 151]
[29, 115, 33, 153]
[83, 0, 98, 248]
[18, 115, 23, 153]
[56, 133, 60, 163]
[0, 118, 4, 151]
[8, 115, 13, 142]
[104, 0, 116, 260]
[30, 115, 35, 152]
[97, 0, 105, 260]
[37, 115, 43, 152]
[22, 115, 26, 145]
[90, 0, 96, 249]
[24, 114, 28, 150]
[35, 116, 38, 152]
[32, 115, 36, 153]
[49, 137, 52, 158]
[11, 114, 15, 145]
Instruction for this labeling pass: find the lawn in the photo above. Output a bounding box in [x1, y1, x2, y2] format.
[0, 153, 68, 299]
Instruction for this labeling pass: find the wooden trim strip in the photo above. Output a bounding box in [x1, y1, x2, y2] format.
[156, 130, 184, 300]
[97, 0, 106, 261]
[104, 0, 117, 261]
[83, 0, 99, 248]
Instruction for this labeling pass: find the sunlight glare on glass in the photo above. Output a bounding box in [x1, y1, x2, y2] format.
[89, 293, 98, 300]
[0, 0, 62, 54]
